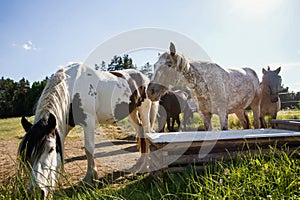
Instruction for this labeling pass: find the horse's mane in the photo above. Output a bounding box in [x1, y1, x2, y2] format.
[35, 68, 70, 136]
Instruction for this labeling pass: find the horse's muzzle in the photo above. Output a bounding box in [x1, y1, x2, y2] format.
[147, 83, 167, 101]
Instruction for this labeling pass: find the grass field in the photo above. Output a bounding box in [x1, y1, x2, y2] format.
[0, 110, 299, 199]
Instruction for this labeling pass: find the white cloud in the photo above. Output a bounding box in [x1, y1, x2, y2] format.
[22, 40, 38, 51]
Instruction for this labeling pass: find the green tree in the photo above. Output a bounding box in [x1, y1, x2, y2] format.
[24, 77, 48, 115]
[107, 54, 135, 71]
[95, 61, 107, 71]
[140, 62, 153, 79]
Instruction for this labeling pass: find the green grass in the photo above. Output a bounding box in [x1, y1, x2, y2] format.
[1, 147, 299, 199]
[0, 116, 34, 140]
[1, 110, 300, 199]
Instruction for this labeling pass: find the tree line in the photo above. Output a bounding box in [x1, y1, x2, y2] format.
[1, 55, 299, 118]
[0, 55, 153, 118]
[0, 77, 48, 118]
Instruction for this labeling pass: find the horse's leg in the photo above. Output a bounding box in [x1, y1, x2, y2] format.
[260, 115, 267, 128]
[128, 109, 144, 152]
[166, 114, 171, 131]
[176, 114, 181, 131]
[235, 110, 250, 129]
[202, 112, 212, 131]
[150, 101, 159, 131]
[270, 111, 278, 128]
[157, 113, 166, 132]
[219, 111, 229, 130]
[83, 115, 98, 183]
[250, 97, 261, 129]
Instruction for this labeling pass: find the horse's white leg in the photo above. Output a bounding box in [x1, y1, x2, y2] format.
[219, 111, 229, 130]
[150, 101, 159, 131]
[138, 99, 155, 153]
[235, 110, 250, 129]
[139, 99, 152, 133]
[83, 115, 98, 183]
[202, 112, 212, 131]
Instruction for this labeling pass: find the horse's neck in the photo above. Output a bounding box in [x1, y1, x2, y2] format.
[35, 76, 71, 140]
[182, 63, 208, 92]
[181, 63, 210, 106]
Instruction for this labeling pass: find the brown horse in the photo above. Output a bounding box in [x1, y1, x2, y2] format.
[260, 66, 282, 128]
[157, 90, 193, 132]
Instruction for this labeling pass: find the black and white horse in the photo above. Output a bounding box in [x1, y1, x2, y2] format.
[18, 63, 157, 197]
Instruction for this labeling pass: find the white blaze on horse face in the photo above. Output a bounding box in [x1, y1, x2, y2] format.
[30, 135, 61, 197]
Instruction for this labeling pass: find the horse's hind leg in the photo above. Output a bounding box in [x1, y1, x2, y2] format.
[175, 114, 181, 131]
[166, 114, 172, 131]
[250, 99, 261, 129]
[261, 116, 267, 128]
[83, 115, 98, 184]
[235, 110, 250, 129]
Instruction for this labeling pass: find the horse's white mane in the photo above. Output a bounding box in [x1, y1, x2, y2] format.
[35, 68, 70, 136]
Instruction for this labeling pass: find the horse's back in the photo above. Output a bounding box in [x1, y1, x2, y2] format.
[227, 67, 260, 112]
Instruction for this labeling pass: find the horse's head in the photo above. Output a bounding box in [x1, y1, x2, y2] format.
[18, 113, 62, 198]
[147, 42, 190, 101]
[262, 66, 282, 102]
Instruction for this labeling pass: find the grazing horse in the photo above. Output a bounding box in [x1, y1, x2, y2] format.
[260, 66, 282, 128]
[158, 90, 193, 132]
[18, 63, 157, 198]
[147, 43, 261, 131]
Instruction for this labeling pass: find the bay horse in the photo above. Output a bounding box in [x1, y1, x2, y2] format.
[260, 66, 282, 128]
[147, 43, 261, 131]
[18, 63, 157, 198]
[157, 90, 193, 132]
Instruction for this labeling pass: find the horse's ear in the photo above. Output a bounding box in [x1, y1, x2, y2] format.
[170, 42, 176, 56]
[21, 116, 32, 132]
[267, 66, 270, 71]
[158, 52, 161, 57]
[275, 67, 281, 74]
[47, 113, 56, 130]
[262, 68, 267, 74]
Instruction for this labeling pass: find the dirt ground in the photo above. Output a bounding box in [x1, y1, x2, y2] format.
[0, 125, 141, 185]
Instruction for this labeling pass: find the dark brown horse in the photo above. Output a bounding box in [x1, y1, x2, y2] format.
[157, 90, 193, 132]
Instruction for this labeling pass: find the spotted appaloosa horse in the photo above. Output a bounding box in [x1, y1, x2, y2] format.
[157, 90, 193, 132]
[147, 43, 261, 131]
[18, 63, 157, 198]
[260, 66, 282, 128]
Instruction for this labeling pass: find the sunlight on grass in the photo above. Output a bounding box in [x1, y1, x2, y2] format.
[1, 110, 300, 140]
[2, 147, 298, 199]
[0, 116, 34, 140]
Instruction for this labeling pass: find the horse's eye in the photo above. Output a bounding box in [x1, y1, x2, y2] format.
[167, 63, 172, 67]
[49, 147, 54, 154]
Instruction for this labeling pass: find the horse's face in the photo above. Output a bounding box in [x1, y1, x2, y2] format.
[147, 43, 189, 101]
[262, 67, 282, 102]
[19, 113, 62, 198]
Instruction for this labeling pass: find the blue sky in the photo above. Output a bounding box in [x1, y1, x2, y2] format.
[1, 0, 300, 92]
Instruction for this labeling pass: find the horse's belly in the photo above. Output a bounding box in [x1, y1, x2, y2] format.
[95, 79, 132, 123]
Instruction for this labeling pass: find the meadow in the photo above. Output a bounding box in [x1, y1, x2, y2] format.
[0, 110, 299, 199]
